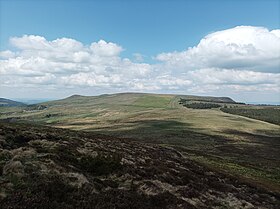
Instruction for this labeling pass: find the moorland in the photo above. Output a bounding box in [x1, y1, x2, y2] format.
[0, 93, 279, 208]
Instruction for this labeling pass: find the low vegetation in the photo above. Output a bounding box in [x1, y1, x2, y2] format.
[179, 95, 237, 104]
[0, 122, 279, 208]
[221, 107, 280, 125]
[183, 102, 221, 109]
[79, 153, 122, 176]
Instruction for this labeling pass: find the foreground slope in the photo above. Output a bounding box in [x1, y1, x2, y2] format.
[0, 122, 279, 209]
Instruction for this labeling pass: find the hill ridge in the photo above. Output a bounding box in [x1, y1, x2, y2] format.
[0, 98, 26, 107]
[55, 92, 237, 104]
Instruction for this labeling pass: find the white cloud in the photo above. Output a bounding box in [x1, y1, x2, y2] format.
[0, 35, 154, 91]
[156, 26, 280, 73]
[10, 35, 50, 50]
[133, 53, 145, 62]
[188, 68, 280, 85]
[90, 40, 123, 57]
[0, 26, 279, 101]
[0, 50, 15, 59]
[10, 35, 83, 52]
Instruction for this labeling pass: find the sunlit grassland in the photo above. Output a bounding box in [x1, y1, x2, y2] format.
[0, 93, 279, 141]
[0, 93, 279, 139]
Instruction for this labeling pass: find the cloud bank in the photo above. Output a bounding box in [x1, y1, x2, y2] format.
[0, 26, 279, 101]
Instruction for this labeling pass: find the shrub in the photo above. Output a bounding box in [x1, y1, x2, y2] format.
[0, 165, 3, 176]
[79, 153, 122, 176]
[221, 107, 280, 125]
[56, 146, 79, 165]
[183, 103, 221, 109]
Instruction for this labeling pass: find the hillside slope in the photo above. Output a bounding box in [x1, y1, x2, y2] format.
[0, 122, 279, 209]
[0, 98, 26, 107]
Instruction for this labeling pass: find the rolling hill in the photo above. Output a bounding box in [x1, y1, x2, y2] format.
[0, 98, 26, 107]
[0, 92, 280, 197]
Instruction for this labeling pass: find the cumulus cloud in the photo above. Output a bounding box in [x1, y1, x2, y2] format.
[0, 50, 15, 59]
[0, 35, 155, 91]
[90, 40, 123, 57]
[0, 26, 279, 101]
[133, 53, 145, 62]
[10, 35, 83, 51]
[156, 26, 280, 73]
[188, 68, 280, 85]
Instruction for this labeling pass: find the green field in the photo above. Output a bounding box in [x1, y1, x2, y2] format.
[1, 93, 280, 192]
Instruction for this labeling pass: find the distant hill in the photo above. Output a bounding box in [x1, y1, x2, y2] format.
[43, 92, 238, 107]
[65, 94, 85, 99]
[42, 92, 174, 107]
[0, 98, 26, 107]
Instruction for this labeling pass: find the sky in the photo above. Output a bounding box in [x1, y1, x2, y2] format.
[0, 0, 279, 103]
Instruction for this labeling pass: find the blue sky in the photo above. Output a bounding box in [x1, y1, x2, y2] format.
[1, 0, 279, 60]
[0, 0, 279, 102]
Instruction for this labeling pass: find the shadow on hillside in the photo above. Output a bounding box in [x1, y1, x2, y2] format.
[86, 120, 280, 178]
[87, 119, 227, 147]
[222, 129, 280, 166]
[224, 129, 280, 145]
